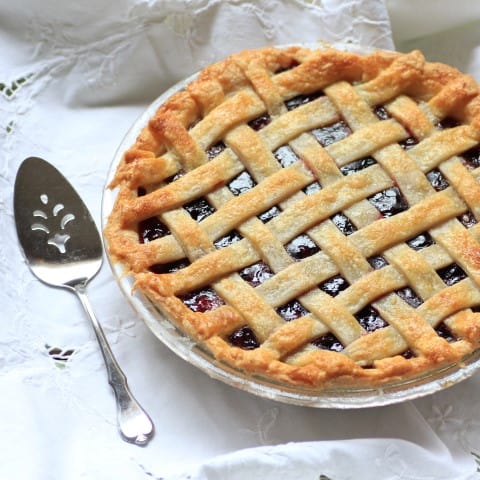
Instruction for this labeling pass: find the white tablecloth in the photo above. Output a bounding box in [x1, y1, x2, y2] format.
[2, 1, 480, 478]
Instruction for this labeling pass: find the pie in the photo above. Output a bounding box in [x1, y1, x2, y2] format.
[104, 44, 480, 390]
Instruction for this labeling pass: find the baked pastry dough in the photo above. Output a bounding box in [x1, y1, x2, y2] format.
[105, 45, 480, 389]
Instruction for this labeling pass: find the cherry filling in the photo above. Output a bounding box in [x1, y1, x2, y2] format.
[184, 197, 215, 222]
[285, 234, 320, 260]
[248, 114, 271, 131]
[228, 171, 256, 195]
[355, 306, 387, 333]
[239, 261, 274, 287]
[311, 120, 351, 147]
[227, 326, 259, 350]
[340, 156, 376, 176]
[285, 92, 323, 111]
[368, 187, 408, 217]
[276, 300, 308, 322]
[274, 145, 300, 167]
[149, 259, 190, 274]
[180, 287, 225, 312]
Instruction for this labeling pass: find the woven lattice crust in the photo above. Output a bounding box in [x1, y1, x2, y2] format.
[105, 46, 480, 388]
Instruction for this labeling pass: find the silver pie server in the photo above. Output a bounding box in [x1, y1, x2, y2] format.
[13, 156, 154, 446]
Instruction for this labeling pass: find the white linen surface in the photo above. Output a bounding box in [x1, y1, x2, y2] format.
[1, 0, 480, 478]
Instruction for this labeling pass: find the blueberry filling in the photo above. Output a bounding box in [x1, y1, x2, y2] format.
[227, 326, 259, 350]
[407, 232, 435, 250]
[184, 197, 215, 222]
[461, 145, 480, 170]
[437, 264, 467, 286]
[374, 106, 390, 120]
[458, 211, 478, 229]
[138, 216, 170, 243]
[355, 306, 387, 333]
[274, 145, 299, 167]
[285, 234, 319, 260]
[399, 137, 418, 150]
[276, 300, 309, 322]
[248, 114, 271, 131]
[437, 117, 461, 129]
[258, 205, 281, 223]
[397, 287, 423, 308]
[319, 275, 349, 297]
[311, 121, 351, 147]
[206, 141, 226, 160]
[426, 169, 449, 191]
[214, 230, 243, 249]
[340, 157, 376, 176]
[311, 332, 343, 352]
[368, 187, 408, 217]
[331, 213, 357, 235]
[368, 255, 389, 270]
[285, 92, 323, 111]
[239, 261, 274, 287]
[228, 171, 256, 196]
[435, 322, 456, 342]
[303, 182, 322, 195]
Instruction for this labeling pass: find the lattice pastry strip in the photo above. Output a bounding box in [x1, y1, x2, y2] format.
[106, 45, 480, 388]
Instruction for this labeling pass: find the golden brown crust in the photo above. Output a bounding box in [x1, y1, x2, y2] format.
[105, 45, 480, 389]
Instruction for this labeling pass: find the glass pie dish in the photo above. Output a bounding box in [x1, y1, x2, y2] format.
[102, 43, 480, 408]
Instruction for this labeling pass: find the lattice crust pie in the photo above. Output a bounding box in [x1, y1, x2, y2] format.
[105, 45, 480, 389]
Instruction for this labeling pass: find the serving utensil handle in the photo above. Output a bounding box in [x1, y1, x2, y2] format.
[73, 283, 154, 446]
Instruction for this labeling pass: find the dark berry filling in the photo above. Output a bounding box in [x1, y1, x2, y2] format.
[180, 287, 225, 312]
[184, 197, 215, 222]
[149, 259, 190, 274]
[311, 121, 351, 147]
[437, 264, 467, 286]
[275, 59, 300, 74]
[285, 234, 319, 260]
[311, 332, 343, 352]
[228, 171, 256, 196]
[437, 117, 461, 129]
[458, 211, 478, 229]
[258, 205, 281, 223]
[435, 322, 456, 342]
[319, 275, 349, 297]
[374, 106, 390, 120]
[285, 92, 323, 110]
[426, 169, 449, 191]
[227, 326, 259, 350]
[303, 182, 322, 195]
[399, 137, 418, 150]
[274, 145, 299, 167]
[214, 230, 242, 249]
[407, 232, 435, 250]
[138, 216, 170, 243]
[331, 213, 357, 235]
[402, 349, 415, 359]
[368, 187, 408, 217]
[165, 169, 186, 183]
[368, 255, 389, 270]
[239, 261, 274, 287]
[397, 287, 423, 308]
[340, 156, 376, 176]
[206, 141, 226, 160]
[461, 145, 480, 170]
[276, 300, 309, 322]
[355, 306, 387, 333]
[248, 114, 271, 131]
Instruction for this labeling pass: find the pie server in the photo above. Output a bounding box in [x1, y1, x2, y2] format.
[13, 156, 154, 446]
